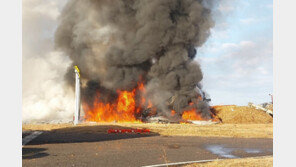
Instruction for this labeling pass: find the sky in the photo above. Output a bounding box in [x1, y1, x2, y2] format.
[196, 0, 273, 105]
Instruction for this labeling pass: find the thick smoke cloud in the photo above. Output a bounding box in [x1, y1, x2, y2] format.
[22, 0, 74, 123]
[55, 0, 215, 119]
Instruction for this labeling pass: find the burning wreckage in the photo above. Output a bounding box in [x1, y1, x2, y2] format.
[142, 88, 213, 123]
[79, 80, 218, 124]
[55, 0, 219, 124]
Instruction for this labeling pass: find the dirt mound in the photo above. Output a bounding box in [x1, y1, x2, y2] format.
[212, 105, 273, 124]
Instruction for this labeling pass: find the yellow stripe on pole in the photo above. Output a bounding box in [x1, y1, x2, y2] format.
[74, 65, 80, 77]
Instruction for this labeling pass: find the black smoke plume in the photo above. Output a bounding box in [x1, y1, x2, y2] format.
[55, 0, 215, 120]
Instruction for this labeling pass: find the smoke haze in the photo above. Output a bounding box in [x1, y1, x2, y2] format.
[22, 0, 74, 123]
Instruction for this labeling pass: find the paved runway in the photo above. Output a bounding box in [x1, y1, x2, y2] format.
[22, 128, 272, 167]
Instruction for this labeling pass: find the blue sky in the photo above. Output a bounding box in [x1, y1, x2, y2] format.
[196, 0, 273, 105]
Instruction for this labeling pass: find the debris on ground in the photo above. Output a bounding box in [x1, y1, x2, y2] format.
[190, 120, 220, 125]
[146, 116, 171, 124]
[107, 129, 150, 134]
[248, 102, 273, 116]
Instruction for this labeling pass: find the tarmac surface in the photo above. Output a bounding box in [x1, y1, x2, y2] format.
[22, 128, 273, 167]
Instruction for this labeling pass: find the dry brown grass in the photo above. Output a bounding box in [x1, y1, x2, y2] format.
[23, 105, 273, 138]
[213, 105, 273, 124]
[22, 122, 273, 138]
[182, 156, 273, 167]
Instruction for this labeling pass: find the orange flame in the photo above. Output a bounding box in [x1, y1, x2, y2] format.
[182, 109, 202, 120]
[181, 103, 219, 121]
[84, 81, 216, 123]
[84, 83, 143, 123]
[171, 110, 176, 116]
[181, 102, 202, 121]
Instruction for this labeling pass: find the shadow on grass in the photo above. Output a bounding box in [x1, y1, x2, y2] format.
[26, 124, 159, 145]
[22, 148, 49, 159]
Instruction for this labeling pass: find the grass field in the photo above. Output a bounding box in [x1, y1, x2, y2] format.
[23, 122, 273, 138]
[182, 156, 272, 167]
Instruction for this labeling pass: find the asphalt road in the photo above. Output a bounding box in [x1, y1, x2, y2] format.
[22, 127, 273, 167]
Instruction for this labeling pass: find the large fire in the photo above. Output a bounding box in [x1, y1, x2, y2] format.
[181, 102, 202, 121]
[84, 85, 141, 123]
[182, 109, 202, 121]
[84, 82, 147, 123]
[83, 82, 213, 123]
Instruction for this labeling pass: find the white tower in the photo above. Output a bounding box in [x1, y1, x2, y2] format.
[74, 66, 81, 125]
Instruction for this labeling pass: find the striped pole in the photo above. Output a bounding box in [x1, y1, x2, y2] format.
[74, 66, 81, 125]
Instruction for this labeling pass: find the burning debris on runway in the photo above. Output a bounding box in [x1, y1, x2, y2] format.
[107, 128, 150, 134]
[55, 0, 217, 124]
